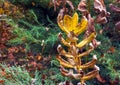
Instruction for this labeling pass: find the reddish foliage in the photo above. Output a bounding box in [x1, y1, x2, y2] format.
[0, 80, 4, 84]
[52, 0, 74, 11]
[107, 46, 116, 53]
[0, 19, 51, 73]
[110, 77, 120, 85]
[52, 0, 74, 21]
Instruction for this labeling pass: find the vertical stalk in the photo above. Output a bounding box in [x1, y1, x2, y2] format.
[87, 0, 91, 12]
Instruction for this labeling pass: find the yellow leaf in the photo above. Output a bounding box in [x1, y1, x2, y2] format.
[59, 36, 71, 47]
[0, 8, 4, 14]
[76, 32, 96, 48]
[64, 15, 72, 31]
[80, 57, 97, 69]
[81, 69, 99, 81]
[78, 48, 94, 58]
[57, 12, 87, 35]
[57, 45, 73, 58]
[72, 12, 78, 29]
[57, 55, 74, 68]
[74, 17, 88, 35]
[58, 20, 69, 34]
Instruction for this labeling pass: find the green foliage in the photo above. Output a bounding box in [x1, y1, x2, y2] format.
[0, 64, 31, 85]
[0, 61, 68, 85]
[99, 47, 120, 80]
[7, 11, 59, 54]
[9, 0, 51, 9]
[34, 68, 69, 85]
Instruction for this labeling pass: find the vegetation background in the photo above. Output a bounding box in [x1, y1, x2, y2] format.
[0, 0, 120, 85]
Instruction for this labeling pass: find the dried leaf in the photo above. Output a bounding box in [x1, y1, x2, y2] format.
[42, 74, 47, 79]
[96, 73, 106, 83]
[91, 39, 101, 48]
[52, 0, 61, 11]
[58, 81, 73, 85]
[0, 80, 4, 84]
[100, 54, 105, 58]
[94, 0, 110, 24]
[86, 13, 95, 35]
[0, 70, 6, 76]
[78, 0, 87, 13]
[116, 0, 120, 3]
[115, 21, 120, 31]
[99, 29, 103, 34]
[36, 55, 42, 61]
[109, 4, 120, 13]
[94, 12, 107, 24]
[57, 9, 65, 21]
[66, 0, 74, 10]
[60, 66, 82, 79]
[107, 46, 115, 53]
[52, 0, 74, 12]
[94, 0, 105, 12]
[32, 2, 35, 6]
